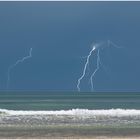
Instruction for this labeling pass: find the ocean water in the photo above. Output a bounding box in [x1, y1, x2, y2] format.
[0, 92, 140, 110]
[0, 92, 140, 138]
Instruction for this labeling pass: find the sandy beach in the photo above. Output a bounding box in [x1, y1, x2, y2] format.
[1, 138, 139, 140]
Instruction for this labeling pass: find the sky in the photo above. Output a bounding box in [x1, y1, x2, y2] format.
[0, 1, 140, 92]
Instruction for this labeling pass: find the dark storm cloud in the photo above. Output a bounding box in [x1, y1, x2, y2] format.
[0, 2, 140, 91]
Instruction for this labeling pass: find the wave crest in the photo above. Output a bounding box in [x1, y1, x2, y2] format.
[1, 108, 140, 117]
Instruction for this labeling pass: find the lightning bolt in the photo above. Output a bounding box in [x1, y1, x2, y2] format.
[89, 40, 122, 91]
[90, 49, 100, 91]
[77, 45, 97, 92]
[77, 40, 123, 92]
[6, 48, 32, 90]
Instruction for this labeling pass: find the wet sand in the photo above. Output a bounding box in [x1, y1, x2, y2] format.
[0, 125, 140, 139]
[0, 139, 140, 140]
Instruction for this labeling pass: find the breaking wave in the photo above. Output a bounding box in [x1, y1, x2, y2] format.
[1, 108, 140, 116]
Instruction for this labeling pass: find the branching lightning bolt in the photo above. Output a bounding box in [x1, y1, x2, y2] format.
[6, 48, 32, 90]
[90, 49, 100, 91]
[77, 40, 123, 92]
[77, 45, 96, 92]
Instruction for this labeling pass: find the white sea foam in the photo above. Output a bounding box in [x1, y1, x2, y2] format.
[0, 108, 140, 117]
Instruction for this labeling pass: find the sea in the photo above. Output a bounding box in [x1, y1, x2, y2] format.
[0, 92, 140, 138]
[1, 92, 140, 109]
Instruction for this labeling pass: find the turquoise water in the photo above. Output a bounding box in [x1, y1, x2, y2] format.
[0, 92, 140, 110]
